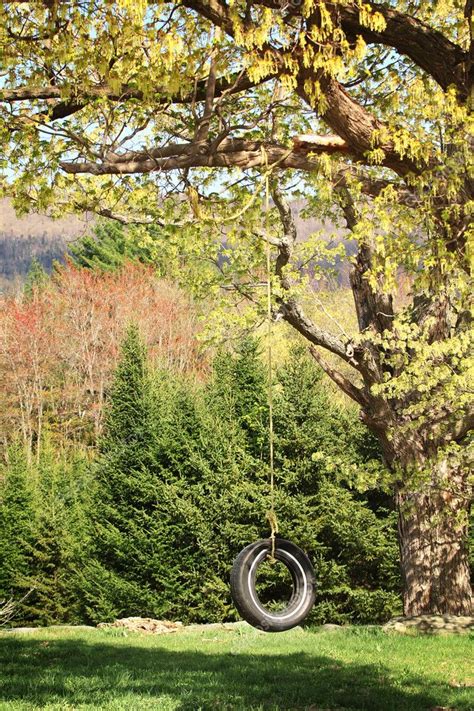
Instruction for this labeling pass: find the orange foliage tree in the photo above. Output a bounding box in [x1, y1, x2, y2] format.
[0, 263, 204, 453]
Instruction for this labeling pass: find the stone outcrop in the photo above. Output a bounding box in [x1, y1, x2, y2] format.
[97, 617, 184, 634]
[383, 615, 473, 635]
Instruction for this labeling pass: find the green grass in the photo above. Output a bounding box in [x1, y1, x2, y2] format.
[0, 625, 472, 710]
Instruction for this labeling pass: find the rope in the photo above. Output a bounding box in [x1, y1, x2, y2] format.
[263, 167, 279, 560]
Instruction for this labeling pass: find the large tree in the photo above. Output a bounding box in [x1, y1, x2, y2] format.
[0, 0, 472, 615]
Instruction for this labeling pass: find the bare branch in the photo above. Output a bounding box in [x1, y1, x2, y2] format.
[194, 52, 217, 143]
[0, 589, 35, 627]
[94, 208, 156, 225]
[309, 346, 367, 407]
[270, 181, 297, 289]
[334, 178, 395, 335]
[60, 137, 348, 175]
[279, 297, 361, 368]
[0, 72, 273, 122]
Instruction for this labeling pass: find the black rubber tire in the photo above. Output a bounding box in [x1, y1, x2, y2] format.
[230, 538, 316, 632]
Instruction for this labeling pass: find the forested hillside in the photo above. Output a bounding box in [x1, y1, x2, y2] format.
[0, 199, 92, 290]
[0, 199, 353, 291]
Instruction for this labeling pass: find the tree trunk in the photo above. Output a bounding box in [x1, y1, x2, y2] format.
[396, 459, 472, 616]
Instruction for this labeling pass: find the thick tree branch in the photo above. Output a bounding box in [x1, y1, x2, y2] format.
[60, 137, 348, 174]
[339, 3, 469, 101]
[60, 136, 421, 210]
[264, 182, 360, 367]
[335, 179, 395, 335]
[297, 75, 422, 178]
[280, 298, 360, 367]
[4, 0, 468, 100]
[250, 177, 362, 371]
[0, 72, 262, 104]
[309, 346, 367, 407]
[181, 0, 236, 36]
[256, 0, 468, 99]
[178, 1, 432, 177]
[466, 0, 474, 108]
[194, 53, 217, 143]
[0, 72, 268, 122]
[270, 181, 297, 290]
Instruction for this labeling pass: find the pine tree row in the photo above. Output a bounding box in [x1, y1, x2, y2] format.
[0, 327, 401, 626]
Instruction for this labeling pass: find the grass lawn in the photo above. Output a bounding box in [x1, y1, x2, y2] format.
[0, 625, 472, 710]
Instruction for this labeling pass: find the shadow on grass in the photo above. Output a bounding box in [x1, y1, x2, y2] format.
[0, 634, 456, 710]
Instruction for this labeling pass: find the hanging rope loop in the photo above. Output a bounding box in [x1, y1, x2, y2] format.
[229, 150, 317, 632]
[262, 156, 278, 560]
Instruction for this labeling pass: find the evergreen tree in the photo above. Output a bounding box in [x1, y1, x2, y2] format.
[20, 442, 93, 624]
[82, 333, 263, 623]
[0, 440, 92, 624]
[0, 335, 401, 626]
[210, 338, 268, 459]
[194, 341, 400, 624]
[81, 324, 161, 619]
[274, 345, 384, 493]
[0, 445, 34, 603]
[84, 335, 401, 625]
[23, 258, 48, 300]
[69, 221, 154, 271]
[80, 326, 215, 622]
[272, 346, 400, 623]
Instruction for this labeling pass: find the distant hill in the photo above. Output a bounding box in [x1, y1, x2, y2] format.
[0, 198, 352, 293]
[0, 199, 94, 291]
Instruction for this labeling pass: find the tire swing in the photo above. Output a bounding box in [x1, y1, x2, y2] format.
[230, 173, 316, 632]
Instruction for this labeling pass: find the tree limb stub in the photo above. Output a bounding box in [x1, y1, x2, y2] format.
[293, 135, 349, 153]
[297, 76, 423, 178]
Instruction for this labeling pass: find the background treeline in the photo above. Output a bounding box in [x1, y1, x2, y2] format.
[0, 227, 402, 626]
[0, 260, 203, 449]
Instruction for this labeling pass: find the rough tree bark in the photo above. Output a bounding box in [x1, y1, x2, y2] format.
[394, 455, 472, 616]
[285, 182, 473, 617]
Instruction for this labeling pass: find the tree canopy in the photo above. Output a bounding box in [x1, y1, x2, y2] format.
[0, 1, 472, 615]
[0, 1, 471, 218]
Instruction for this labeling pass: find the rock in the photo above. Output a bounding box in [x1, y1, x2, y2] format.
[320, 624, 344, 632]
[98, 617, 184, 634]
[184, 621, 258, 633]
[3, 624, 96, 634]
[53, 625, 96, 631]
[387, 622, 410, 634]
[2, 627, 38, 634]
[383, 615, 474, 635]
